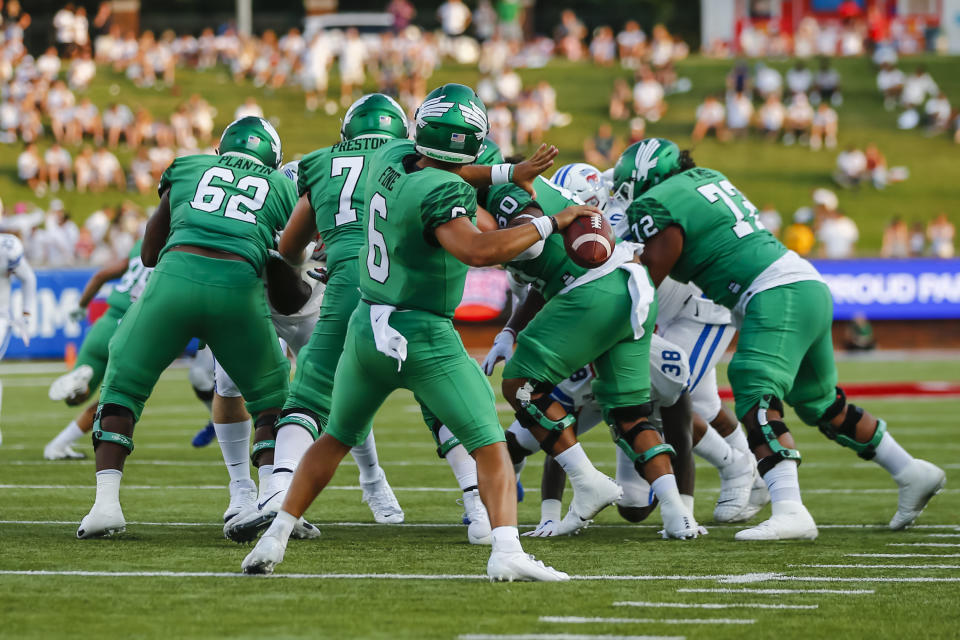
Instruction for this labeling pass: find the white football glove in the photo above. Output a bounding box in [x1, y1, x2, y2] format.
[69, 306, 87, 323]
[13, 314, 30, 348]
[522, 499, 562, 538]
[481, 328, 516, 376]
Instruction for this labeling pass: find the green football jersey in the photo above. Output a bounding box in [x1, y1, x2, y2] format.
[298, 137, 392, 270]
[158, 153, 297, 274]
[486, 176, 587, 300]
[359, 139, 478, 318]
[106, 239, 150, 313]
[626, 167, 786, 309]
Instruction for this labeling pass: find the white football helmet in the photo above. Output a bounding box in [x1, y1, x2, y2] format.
[279, 160, 300, 183]
[550, 163, 609, 211]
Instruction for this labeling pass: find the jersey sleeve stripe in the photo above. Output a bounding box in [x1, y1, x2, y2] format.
[690, 325, 726, 392]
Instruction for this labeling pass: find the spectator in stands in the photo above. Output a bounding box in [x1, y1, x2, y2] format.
[555, 10, 587, 61]
[785, 60, 812, 95]
[69, 48, 97, 91]
[633, 66, 666, 122]
[18, 142, 45, 195]
[924, 92, 951, 134]
[783, 92, 813, 145]
[37, 47, 61, 81]
[648, 24, 674, 76]
[387, 0, 416, 33]
[92, 147, 124, 191]
[496, 0, 523, 42]
[617, 21, 646, 69]
[72, 6, 90, 53]
[817, 208, 859, 258]
[74, 144, 95, 193]
[726, 90, 753, 139]
[901, 65, 937, 110]
[472, 0, 496, 41]
[783, 208, 816, 256]
[834, 145, 867, 188]
[754, 62, 782, 100]
[590, 27, 616, 67]
[0, 95, 19, 143]
[876, 62, 904, 111]
[864, 144, 888, 189]
[759, 204, 782, 238]
[813, 58, 842, 106]
[608, 77, 632, 121]
[103, 103, 134, 148]
[130, 146, 153, 195]
[692, 94, 727, 143]
[44, 142, 73, 192]
[757, 93, 785, 141]
[627, 117, 646, 144]
[234, 97, 263, 120]
[515, 92, 545, 147]
[583, 122, 622, 169]
[302, 32, 331, 112]
[810, 102, 838, 151]
[928, 213, 956, 259]
[844, 313, 876, 352]
[726, 60, 751, 95]
[909, 220, 927, 256]
[881, 216, 910, 257]
[438, 0, 471, 37]
[54, 4, 76, 57]
[73, 96, 103, 145]
[339, 28, 367, 106]
[487, 99, 513, 157]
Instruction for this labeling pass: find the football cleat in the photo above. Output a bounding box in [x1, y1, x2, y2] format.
[462, 488, 492, 545]
[889, 459, 946, 530]
[77, 502, 125, 539]
[223, 478, 258, 524]
[521, 517, 560, 538]
[713, 449, 758, 523]
[660, 499, 700, 540]
[43, 441, 87, 460]
[555, 470, 622, 536]
[241, 531, 287, 575]
[225, 490, 321, 543]
[487, 551, 569, 582]
[737, 472, 772, 522]
[734, 500, 818, 541]
[360, 470, 404, 524]
[191, 421, 216, 448]
[48, 365, 94, 404]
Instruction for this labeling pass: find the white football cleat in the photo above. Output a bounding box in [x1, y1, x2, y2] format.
[737, 471, 772, 522]
[224, 489, 320, 542]
[242, 531, 288, 575]
[734, 500, 818, 541]
[223, 478, 258, 524]
[889, 459, 946, 531]
[487, 550, 569, 582]
[660, 499, 700, 539]
[555, 470, 622, 536]
[361, 470, 404, 524]
[48, 365, 94, 403]
[462, 488, 492, 545]
[713, 449, 758, 523]
[43, 441, 87, 460]
[76, 502, 125, 539]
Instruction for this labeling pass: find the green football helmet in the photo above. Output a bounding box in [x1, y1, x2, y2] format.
[218, 116, 283, 168]
[414, 84, 489, 164]
[612, 138, 682, 203]
[474, 137, 504, 166]
[341, 93, 409, 141]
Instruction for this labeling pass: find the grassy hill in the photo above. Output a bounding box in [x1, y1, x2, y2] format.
[7, 54, 959, 253]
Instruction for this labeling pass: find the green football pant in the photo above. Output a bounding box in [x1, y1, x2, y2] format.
[503, 269, 656, 410]
[324, 303, 506, 453]
[282, 259, 360, 423]
[727, 280, 837, 425]
[99, 252, 290, 422]
[74, 305, 124, 393]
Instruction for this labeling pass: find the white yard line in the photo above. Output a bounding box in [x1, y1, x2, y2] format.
[888, 543, 960, 548]
[846, 553, 960, 558]
[677, 588, 874, 595]
[460, 635, 684, 640]
[540, 616, 754, 626]
[926, 534, 960, 538]
[794, 563, 960, 569]
[613, 601, 817, 610]
[778, 576, 960, 583]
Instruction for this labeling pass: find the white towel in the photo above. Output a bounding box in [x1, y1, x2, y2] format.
[370, 304, 407, 371]
[618, 261, 655, 340]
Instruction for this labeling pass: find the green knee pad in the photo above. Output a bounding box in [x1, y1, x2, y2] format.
[92, 404, 134, 453]
[250, 439, 275, 465]
[610, 421, 675, 474]
[276, 411, 321, 440]
[748, 395, 801, 475]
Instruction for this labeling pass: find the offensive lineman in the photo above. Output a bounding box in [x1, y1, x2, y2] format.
[241, 83, 592, 580]
[76, 116, 298, 539]
[618, 138, 946, 540]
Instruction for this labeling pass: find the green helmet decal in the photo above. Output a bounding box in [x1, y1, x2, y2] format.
[474, 137, 504, 166]
[218, 116, 283, 168]
[341, 93, 409, 141]
[613, 138, 681, 203]
[414, 84, 489, 164]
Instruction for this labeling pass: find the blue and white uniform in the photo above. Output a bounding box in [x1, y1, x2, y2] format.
[0, 233, 36, 446]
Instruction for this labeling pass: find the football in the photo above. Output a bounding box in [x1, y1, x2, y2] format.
[563, 214, 615, 268]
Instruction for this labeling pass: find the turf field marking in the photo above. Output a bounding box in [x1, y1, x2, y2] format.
[888, 543, 960, 548]
[540, 616, 754, 626]
[846, 553, 960, 558]
[677, 588, 874, 595]
[778, 576, 960, 583]
[613, 601, 817, 610]
[459, 635, 684, 640]
[926, 534, 960, 538]
[794, 563, 960, 569]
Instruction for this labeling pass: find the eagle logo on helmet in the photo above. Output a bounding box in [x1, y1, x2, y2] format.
[458, 100, 489, 139]
[416, 95, 455, 128]
[635, 138, 661, 182]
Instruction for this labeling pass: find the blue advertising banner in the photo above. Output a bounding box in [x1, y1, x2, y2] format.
[811, 259, 960, 320]
[6, 268, 94, 359]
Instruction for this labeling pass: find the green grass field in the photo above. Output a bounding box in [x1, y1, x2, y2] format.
[1, 357, 958, 639]
[8, 54, 960, 252]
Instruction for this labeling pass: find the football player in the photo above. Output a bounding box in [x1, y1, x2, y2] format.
[618, 138, 946, 540]
[241, 83, 589, 581]
[224, 107, 411, 544]
[76, 116, 298, 539]
[0, 233, 35, 445]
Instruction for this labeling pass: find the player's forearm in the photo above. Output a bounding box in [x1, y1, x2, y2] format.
[278, 195, 317, 264]
[459, 224, 547, 267]
[142, 191, 171, 267]
[14, 262, 37, 314]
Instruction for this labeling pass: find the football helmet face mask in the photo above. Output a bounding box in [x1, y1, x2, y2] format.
[474, 137, 504, 166]
[551, 162, 609, 211]
[414, 83, 489, 164]
[612, 138, 681, 206]
[340, 93, 409, 141]
[218, 116, 283, 168]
